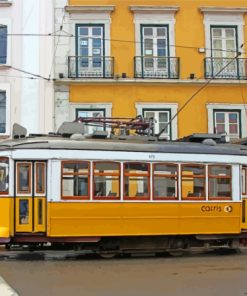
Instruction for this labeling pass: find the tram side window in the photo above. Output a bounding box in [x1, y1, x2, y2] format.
[62, 161, 89, 200]
[181, 164, 205, 200]
[124, 163, 150, 200]
[242, 167, 247, 196]
[153, 164, 178, 200]
[35, 162, 46, 195]
[0, 157, 8, 194]
[17, 163, 32, 194]
[93, 162, 120, 200]
[209, 165, 231, 200]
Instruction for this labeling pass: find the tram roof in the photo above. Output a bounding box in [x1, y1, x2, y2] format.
[0, 135, 247, 156]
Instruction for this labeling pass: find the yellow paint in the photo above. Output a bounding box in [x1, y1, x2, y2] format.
[48, 202, 241, 237]
[0, 198, 13, 238]
[241, 198, 247, 229]
[67, 0, 247, 138]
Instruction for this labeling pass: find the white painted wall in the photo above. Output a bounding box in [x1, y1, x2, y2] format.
[0, 0, 54, 137]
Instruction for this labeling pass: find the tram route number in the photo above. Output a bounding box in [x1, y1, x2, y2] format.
[201, 205, 233, 213]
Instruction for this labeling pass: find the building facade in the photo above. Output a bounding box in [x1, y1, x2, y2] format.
[0, 0, 54, 138]
[54, 0, 247, 141]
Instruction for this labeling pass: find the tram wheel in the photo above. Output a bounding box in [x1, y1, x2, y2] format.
[99, 251, 118, 259]
[168, 251, 184, 257]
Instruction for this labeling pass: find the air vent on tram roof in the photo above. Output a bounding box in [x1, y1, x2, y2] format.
[12, 123, 27, 139]
[57, 122, 86, 137]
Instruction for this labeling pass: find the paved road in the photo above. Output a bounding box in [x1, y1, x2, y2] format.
[0, 252, 247, 296]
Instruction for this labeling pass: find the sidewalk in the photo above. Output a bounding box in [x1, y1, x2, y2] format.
[0, 277, 18, 296]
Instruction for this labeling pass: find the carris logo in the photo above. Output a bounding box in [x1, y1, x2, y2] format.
[224, 206, 233, 213]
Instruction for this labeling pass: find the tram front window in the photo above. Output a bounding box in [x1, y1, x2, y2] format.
[0, 157, 8, 194]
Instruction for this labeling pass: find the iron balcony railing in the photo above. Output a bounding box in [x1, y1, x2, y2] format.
[204, 57, 247, 80]
[68, 56, 114, 78]
[134, 56, 180, 79]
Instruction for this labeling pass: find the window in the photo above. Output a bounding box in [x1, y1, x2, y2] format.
[17, 163, 32, 195]
[143, 109, 171, 139]
[0, 157, 8, 194]
[153, 163, 178, 200]
[242, 166, 247, 196]
[181, 164, 206, 200]
[208, 165, 231, 200]
[76, 108, 105, 134]
[35, 162, 46, 195]
[93, 162, 120, 200]
[0, 25, 7, 64]
[62, 161, 90, 200]
[124, 162, 150, 200]
[214, 110, 241, 139]
[0, 91, 6, 133]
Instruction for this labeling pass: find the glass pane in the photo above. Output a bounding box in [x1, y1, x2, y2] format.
[144, 58, 154, 67]
[225, 28, 235, 38]
[0, 26, 7, 64]
[144, 39, 153, 50]
[19, 199, 29, 224]
[0, 92, 6, 133]
[154, 164, 177, 175]
[212, 28, 222, 37]
[213, 39, 222, 49]
[124, 176, 149, 198]
[226, 40, 235, 50]
[157, 39, 166, 48]
[209, 178, 231, 198]
[92, 27, 102, 36]
[94, 162, 119, 174]
[18, 165, 30, 193]
[79, 27, 88, 36]
[216, 124, 225, 133]
[125, 163, 149, 174]
[229, 113, 238, 123]
[215, 113, 225, 123]
[209, 166, 231, 177]
[229, 124, 238, 134]
[159, 112, 168, 123]
[94, 176, 119, 197]
[38, 199, 43, 225]
[154, 177, 177, 198]
[93, 38, 101, 48]
[63, 162, 88, 174]
[157, 28, 166, 36]
[145, 111, 155, 119]
[144, 28, 153, 36]
[36, 163, 45, 194]
[182, 165, 205, 176]
[62, 176, 88, 197]
[158, 49, 166, 56]
[182, 177, 205, 198]
[0, 158, 8, 193]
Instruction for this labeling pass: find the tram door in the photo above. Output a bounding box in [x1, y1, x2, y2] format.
[15, 161, 46, 233]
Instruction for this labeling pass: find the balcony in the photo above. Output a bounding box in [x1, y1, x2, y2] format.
[204, 58, 247, 80]
[134, 56, 180, 79]
[68, 56, 114, 79]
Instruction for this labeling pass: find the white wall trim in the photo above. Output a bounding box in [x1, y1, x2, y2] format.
[135, 102, 178, 140]
[69, 103, 112, 121]
[65, 5, 115, 14]
[0, 83, 10, 136]
[130, 6, 179, 14]
[207, 103, 247, 137]
[131, 9, 177, 57]
[200, 7, 247, 13]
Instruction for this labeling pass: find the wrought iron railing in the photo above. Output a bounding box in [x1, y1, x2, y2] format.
[134, 56, 180, 79]
[68, 56, 114, 78]
[204, 58, 247, 80]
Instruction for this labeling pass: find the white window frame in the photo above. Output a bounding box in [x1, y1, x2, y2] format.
[0, 83, 10, 136]
[130, 6, 179, 58]
[66, 6, 115, 58]
[207, 103, 247, 140]
[0, 18, 11, 66]
[135, 103, 178, 140]
[200, 8, 246, 58]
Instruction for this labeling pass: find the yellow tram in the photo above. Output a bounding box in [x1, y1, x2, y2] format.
[0, 122, 247, 255]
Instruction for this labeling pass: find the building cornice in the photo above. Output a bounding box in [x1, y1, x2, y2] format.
[129, 6, 179, 14]
[200, 7, 247, 13]
[65, 5, 115, 14]
[0, 1, 12, 7]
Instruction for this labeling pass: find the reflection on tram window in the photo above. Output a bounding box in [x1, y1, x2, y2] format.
[17, 163, 31, 194]
[0, 157, 8, 194]
[62, 161, 89, 199]
[93, 162, 120, 199]
[153, 164, 178, 200]
[38, 199, 43, 225]
[19, 199, 29, 224]
[181, 164, 205, 199]
[209, 165, 232, 200]
[124, 162, 150, 199]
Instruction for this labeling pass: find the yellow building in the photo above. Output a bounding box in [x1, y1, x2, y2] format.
[54, 0, 247, 141]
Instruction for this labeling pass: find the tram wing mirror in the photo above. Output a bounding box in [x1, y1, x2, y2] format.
[12, 123, 27, 139]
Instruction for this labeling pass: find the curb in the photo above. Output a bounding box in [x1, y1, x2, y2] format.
[0, 277, 18, 296]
